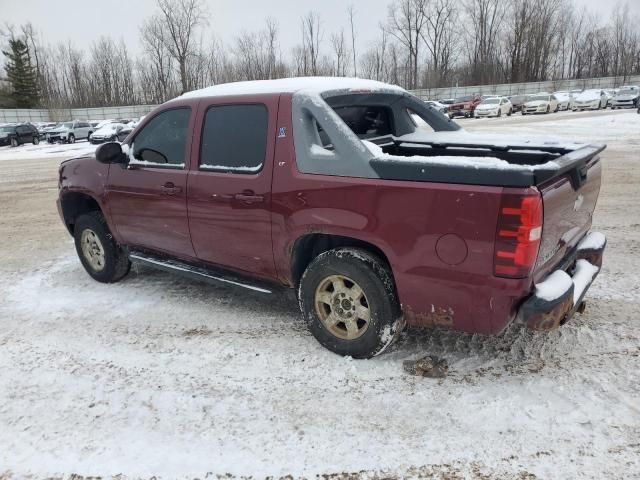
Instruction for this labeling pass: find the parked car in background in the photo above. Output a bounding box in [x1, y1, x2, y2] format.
[610, 86, 639, 109]
[522, 93, 559, 115]
[424, 100, 449, 115]
[572, 89, 608, 111]
[604, 88, 618, 108]
[47, 121, 93, 144]
[474, 97, 513, 118]
[0, 123, 40, 147]
[553, 91, 572, 111]
[89, 123, 129, 144]
[507, 95, 529, 113]
[448, 93, 482, 118]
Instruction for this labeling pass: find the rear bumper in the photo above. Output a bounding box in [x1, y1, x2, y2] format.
[519, 231, 606, 331]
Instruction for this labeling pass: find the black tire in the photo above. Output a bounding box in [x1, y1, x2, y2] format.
[33, 136, 39, 145]
[68, 134, 75, 144]
[10, 137, 18, 147]
[546, 105, 550, 113]
[298, 248, 404, 359]
[74, 211, 130, 283]
[497, 109, 502, 117]
[507, 108, 512, 116]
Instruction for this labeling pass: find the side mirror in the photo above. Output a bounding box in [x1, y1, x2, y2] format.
[96, 142, 127, 164]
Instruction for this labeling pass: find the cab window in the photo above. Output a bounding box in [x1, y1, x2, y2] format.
[199, 104, 268, 173]
[131, 108, 191, 166]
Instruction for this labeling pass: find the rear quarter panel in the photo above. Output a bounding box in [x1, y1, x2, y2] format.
[272, 97, 531, 334]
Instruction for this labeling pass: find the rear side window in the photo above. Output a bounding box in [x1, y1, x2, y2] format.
[332, 106, 393, 138]
[132, 108, 191, 166]
[200, 104, 268, 173]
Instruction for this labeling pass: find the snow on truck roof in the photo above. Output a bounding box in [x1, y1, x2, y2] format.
[179, 77, 405, 99]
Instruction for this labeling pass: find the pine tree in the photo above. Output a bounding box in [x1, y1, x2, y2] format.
[2, 39, 39, 108]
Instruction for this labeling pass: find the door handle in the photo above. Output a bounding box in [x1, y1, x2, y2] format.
[234, 191, 264, 203]
[160, 182, 182, 195]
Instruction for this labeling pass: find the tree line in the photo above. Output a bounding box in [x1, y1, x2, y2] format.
[1, 0, 639, 109]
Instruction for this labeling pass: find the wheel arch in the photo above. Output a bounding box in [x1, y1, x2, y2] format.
[60, 191, 104, 235]
[289, 233, 395, 290]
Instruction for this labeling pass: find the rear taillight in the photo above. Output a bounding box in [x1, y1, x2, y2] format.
[494, 191, 543, 278]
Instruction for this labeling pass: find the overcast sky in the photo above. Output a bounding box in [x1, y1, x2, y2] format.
[3, 0, 616, 58]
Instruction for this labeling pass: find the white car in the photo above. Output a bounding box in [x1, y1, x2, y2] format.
[89, 123, 127, 144]
[553, 91, 571, 111]
[611, 86, 639, 109]
[474, 97, 513, 118]
[572, 89, 608, 111]
[521, 94, 559, 115]
[46, 121, 93, 144]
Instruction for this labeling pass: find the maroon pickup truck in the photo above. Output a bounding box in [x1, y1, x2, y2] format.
[57, 77, 606, 358]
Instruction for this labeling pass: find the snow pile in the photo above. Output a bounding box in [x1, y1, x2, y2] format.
[572, 259, 600, 303]
[180, 77, 404, 100]
[578, 231, 606, 251]
[200, 163, 261, 172]
[534, 270, 573, 301]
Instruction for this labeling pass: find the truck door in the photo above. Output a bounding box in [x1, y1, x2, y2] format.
[187, 95, 279, 279]
[106, 106, 196, 258]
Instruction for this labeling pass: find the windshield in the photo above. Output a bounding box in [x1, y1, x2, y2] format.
[0, 126, 13, 133]
[61, 122, 73, 128]
[481, 98, 500, 104]
[455, 95, 473, 103]
[530, 95, 550, 102]
[618, 88, 638, 95]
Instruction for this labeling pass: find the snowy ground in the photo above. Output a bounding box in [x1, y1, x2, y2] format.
[1, 110, 639, 479]
[0, 139, 96, 162]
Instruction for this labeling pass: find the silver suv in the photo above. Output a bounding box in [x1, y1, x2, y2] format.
[46, 121, 93, 144]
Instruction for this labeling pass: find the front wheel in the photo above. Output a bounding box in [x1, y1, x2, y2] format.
[546, 105, 550, 113]
[74, 211, 130, 283]
[10, 137, 18, 147]
[298, 248, 404, 359]
[68, 134, 75, 144]
[507, 108, 512, 116]
[33, 136, 40, 145]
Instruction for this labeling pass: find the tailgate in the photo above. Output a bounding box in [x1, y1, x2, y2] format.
[534, 152, 603, 282]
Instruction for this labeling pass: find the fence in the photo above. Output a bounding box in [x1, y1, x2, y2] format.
[411, 74, 640, 100]
[0, 105, 156, 123]
[2, 73, 640, 122]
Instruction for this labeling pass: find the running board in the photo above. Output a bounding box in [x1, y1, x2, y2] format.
[129, 251, 273, 294]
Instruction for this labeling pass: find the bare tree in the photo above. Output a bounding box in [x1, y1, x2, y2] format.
[301, 11, 323, 76]
[348, 5, 358, 76]
[420, 0, 459, 87]
[154, 0, 209, 93]
[386, 0, 428, 89]
[331, 29, 348, 76]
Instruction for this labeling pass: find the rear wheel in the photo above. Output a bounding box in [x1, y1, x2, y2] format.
[298, 248, 404, 359]
[74, 211, 130, 283]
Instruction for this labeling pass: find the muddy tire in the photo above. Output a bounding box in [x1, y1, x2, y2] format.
[298, 248, 404, 359]
[74, 211, 130, 283]
[10, 137, 18, 147]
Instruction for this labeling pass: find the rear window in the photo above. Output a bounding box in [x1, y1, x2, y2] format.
[331, 106, 393, 139]
[200, 104, 268, 174]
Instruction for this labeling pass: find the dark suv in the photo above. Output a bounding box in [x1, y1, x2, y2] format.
[0, 123, 40, 147]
